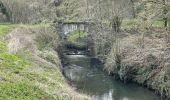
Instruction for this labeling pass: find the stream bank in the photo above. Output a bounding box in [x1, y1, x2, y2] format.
[62, 48, 166, 100]
[105, 33, 170, 99]
[0, 24, 89, 100]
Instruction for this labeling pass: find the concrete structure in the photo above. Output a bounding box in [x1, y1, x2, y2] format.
[57, 21, 93, 39]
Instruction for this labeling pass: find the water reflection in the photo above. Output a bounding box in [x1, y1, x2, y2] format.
[93, 90, 113, 100]
[64, 55, 165, 100]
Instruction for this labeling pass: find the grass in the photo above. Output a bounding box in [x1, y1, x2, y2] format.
[121, 19, 139, 29]
[68, 30, 87, 42]
[0, 83, 54, 100]
[66, 30, 88, 50]
[0, 24, 40, 99]
[0, 24, 89, 100]
[0, 24, 28, 72]
[0, 24, 53, 99]
[152, 20, 164, 27]
[0, 24, 16, 37]
[121, 19, 164, 29]
[105, 34, 170, 99]
[36, 39, 49, 51]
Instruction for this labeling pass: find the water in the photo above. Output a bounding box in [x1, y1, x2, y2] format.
[63, 55, 165, 100]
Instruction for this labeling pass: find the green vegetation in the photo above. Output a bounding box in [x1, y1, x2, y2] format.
[0, 52, 29, 71]
[0, 24, 15, 37]
[0, 24, 36, 99]
[66, 30, 88, 50]
[0, 25, 28, 73]
[0, 0, 169, 99]
[0, 83, 54, 100]
[68, 30, 87, 42]
[0, 24, 89, 100]
[0, 24, 28, 70]
[122, 19, 165, 29]
[34, 25, 58, 51]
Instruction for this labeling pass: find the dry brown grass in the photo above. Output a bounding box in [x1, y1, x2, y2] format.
[6, 26, 35, 54]
[105, 32, 170, 98]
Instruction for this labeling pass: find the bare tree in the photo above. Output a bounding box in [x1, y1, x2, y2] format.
[1, 0, 57, 23]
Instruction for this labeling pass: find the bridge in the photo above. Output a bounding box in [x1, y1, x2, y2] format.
[56, 21, 94, 39]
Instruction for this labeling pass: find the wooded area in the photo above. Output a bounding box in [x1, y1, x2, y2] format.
[0, 0, 170, 100]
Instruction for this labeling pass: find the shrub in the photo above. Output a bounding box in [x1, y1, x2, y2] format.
[34, 25, 59, 51]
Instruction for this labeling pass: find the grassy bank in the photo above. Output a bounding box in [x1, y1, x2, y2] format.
[0, 24, 89, 100]
[105, 28, 170, 99]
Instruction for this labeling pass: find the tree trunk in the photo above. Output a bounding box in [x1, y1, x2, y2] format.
[162, 0, 168, 28]
[130, 0, 136, 18]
